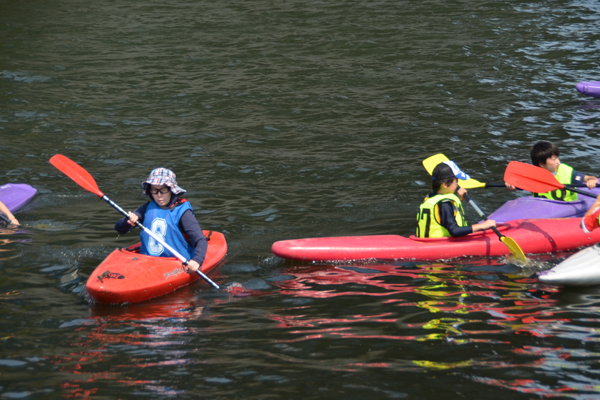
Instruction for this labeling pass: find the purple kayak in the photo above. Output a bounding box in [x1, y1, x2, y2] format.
[576, 81, 600, 99]
[0, 183, 37, 216]
[489, 188, 600, 223]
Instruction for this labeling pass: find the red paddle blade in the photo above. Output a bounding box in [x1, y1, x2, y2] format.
[49, 154, 104, 197]
[504, 161, 565, 193]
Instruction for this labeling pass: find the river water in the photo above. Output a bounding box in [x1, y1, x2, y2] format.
[2, 0, 600, 398]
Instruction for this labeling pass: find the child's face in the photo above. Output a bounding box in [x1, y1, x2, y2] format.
[541, 155, 560, 173]
[150, 185, 172, 208]
[440, 178, 458, 194]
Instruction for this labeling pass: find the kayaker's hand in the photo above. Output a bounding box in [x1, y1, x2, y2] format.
[472, 219, 496, 233]
[505, 183, 517, 192]
[585, 176, 599, 189]
[8, 217, 19, 226]
[481, 219, 496, 230]
[185, 260, 200, 274]
[127, 212, 138, 226]
[585, 196, 600, 217]
[456, 187, 467, 201]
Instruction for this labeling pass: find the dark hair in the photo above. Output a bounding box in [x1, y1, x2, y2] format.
[432, 163, 456, 191]
[530, 141, 559, 167]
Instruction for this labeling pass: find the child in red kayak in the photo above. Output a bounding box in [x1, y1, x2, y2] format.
[115, 168, 207, 274]
[417, 161, 496, 238]
[527, 141, 598, 200]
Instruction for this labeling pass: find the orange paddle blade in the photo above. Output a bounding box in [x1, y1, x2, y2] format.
[504, 161, 565, 193]
[50, 154, 104, 197]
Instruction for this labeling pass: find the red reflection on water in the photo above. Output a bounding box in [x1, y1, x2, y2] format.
[120, 359, 190, 368]
[54, 283, 242, 398]
[61, 385, 98, 399]
[474, 377, 573, 395]
[267, 262, 569, 344]
[349, 362, 392, 368]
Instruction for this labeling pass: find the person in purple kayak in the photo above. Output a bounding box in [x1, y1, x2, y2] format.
[115, 168, 207, 274]
[528, 141, 598, 200]
[0, 201, 19, 226]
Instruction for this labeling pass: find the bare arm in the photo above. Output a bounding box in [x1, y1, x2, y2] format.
[0, 201, 19, 225]
[471, 219, 496, 233]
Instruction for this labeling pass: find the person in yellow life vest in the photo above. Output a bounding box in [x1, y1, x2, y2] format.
[528, 141, 598, 201]
[417, 161, 496, 238]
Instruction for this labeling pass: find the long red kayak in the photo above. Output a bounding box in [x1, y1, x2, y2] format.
[272, 218, 600, 262]
[86, 230, 227, 304]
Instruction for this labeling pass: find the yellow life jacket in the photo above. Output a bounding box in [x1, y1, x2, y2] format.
[532, 163, 577, 201]
[416, 193, 467, 238]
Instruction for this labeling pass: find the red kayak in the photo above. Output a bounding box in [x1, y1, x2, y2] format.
[272, 218, 600, 262]
[86, 230, 227, 304]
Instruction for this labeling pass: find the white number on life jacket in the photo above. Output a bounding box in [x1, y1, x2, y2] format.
[148, 218, 167, 255]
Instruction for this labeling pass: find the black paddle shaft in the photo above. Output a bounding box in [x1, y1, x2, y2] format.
[563, 185, 597, 199]
[462, 192, 505, 240]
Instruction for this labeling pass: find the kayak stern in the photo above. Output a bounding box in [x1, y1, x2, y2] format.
[538, 244, 600, 286]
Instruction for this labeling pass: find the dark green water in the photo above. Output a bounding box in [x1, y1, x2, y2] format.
[2, 0, 600, 398]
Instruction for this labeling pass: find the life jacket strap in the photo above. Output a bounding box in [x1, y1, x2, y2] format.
[170, 198, 188, 211]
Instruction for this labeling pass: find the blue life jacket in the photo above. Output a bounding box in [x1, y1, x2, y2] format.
[140, 200, 195, 259]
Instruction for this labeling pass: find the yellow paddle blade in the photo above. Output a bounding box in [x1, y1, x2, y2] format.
[422, 153, 449, 175]
[422, 154, 487, 189]
[458, 180, 487, 189]
[500, 236, 527, 261]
